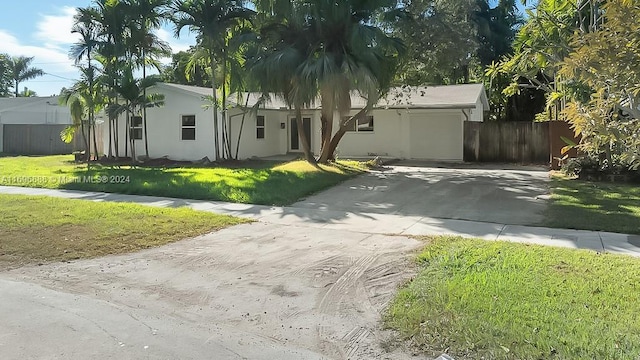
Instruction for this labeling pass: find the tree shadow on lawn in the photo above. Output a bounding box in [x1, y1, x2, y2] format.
[59, 165, 354, 206]
[544, 180, 640, 234]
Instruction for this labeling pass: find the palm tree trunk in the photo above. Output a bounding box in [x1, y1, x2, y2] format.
[92, 122, 99, 160]
[318, 112, 333, 163]
[114, 100, 120, 158]
[325, 108, 368, 162]
[125, 112, 130, 158]
[210, 52, 220, 161]
[234, 95, 250, 160]
[108, 114, 113, 158]
[142, 48, 150, 159]
[295, 107, 315, 164]
[80, 120, 89, 158]
[86, 115, 92, 161]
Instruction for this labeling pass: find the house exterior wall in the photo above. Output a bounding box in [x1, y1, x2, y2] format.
[469, 97, 484, 122]
[0, 97, 72, 153]
[333, 109, 405, 158]
[106, 86, 219, 161]
[228, 109, 289, 159]
[333, 109, 465, 161]
[409, 111, 464, 161]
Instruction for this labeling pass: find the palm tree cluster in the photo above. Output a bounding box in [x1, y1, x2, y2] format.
[63, 0, 171, 162]
[65, 0, 405, 164]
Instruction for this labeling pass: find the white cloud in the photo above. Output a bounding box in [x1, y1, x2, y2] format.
[0, 30, 76, 73]
[35, 6, 79, 47]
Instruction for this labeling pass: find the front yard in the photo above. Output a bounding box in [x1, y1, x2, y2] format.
[544, 174, 640, 235]
[386, 236, 640, 360]
[0, 194, 246, 270]
[0, 155, 368, 205]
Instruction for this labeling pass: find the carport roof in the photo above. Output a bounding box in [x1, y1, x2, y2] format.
[158, 82, 489, 111]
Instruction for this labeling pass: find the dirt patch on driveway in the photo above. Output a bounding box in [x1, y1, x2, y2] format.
[1, 222, 421, 359]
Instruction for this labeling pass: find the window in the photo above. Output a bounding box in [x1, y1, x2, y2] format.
[345, 115, 374, 132]
[256, 115, 265, 139]
[130, 116, 143, 140]
[181, 115, 196, 140]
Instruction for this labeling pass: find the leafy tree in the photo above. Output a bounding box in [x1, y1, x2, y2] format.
[393, 0, 477, 85]
[162, 49, 212, 87]
[560, 0, 640, 169]
[18, 87, 37, 97]
[497, 0, 601, 119]
[7, 56, 44, 97]
[0, 54, 11, 97]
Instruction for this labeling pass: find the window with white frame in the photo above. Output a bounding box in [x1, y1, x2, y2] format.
[181, 115, 196, 140]
[256, 115, 265, 139]
[130, 116, 143, 140]
[345, 115, 374, 132]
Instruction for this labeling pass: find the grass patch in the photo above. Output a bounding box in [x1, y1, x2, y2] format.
[544, 174, 640, 234]
[386, 236, 640, 360]
[0, 194, 247, 269]
[0, 155, 368, 205]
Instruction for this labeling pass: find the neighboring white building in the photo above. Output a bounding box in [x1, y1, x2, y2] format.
[106, 82, 489, 162]
[0, 96, 73, 154]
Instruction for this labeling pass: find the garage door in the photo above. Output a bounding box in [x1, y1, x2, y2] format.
[409, 114, 463, 160]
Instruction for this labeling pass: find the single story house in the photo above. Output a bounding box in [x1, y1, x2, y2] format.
[0, 96, 73, 154]
[108, 82, 488, 162]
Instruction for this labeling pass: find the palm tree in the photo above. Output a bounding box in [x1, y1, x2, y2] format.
[172, 0, 255, 161]
[301, 0, 405, 163]
[93, 0, 129, 159]
[247, 1, 317, 163]
[8, 56, 44, 97]
[108, 69, 165, 163]
[127, 0, 172, 159]
[70, 6, 100, 160]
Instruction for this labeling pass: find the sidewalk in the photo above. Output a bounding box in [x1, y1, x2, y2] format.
[2, 185, 639, 257]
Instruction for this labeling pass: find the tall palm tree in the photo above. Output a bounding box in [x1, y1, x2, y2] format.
[127, 0, 172, 159]
[172, 0, 255, 161]
[94, 0, 129, 159]
[8, 56, 44, 97]
[70, 6, 100, 160]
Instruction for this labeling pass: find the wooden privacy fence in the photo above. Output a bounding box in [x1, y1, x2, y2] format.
[464, 121, 550, 164]
[2, 124, 82, 155]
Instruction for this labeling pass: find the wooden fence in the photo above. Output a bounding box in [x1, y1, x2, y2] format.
[464, 121, 550, 164]
[2, 124, 78, 155]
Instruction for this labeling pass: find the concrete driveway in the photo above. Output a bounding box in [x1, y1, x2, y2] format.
[1, 222, 420, 360]
[294, 162, 550, 225]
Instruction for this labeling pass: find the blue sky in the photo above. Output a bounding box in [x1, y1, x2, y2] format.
[0, 0, 195, 96]
[1, 1, 531, 97]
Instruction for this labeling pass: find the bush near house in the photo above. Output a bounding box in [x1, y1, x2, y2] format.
[386, 236, 640, 360]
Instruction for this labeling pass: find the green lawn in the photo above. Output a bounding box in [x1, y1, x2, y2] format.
[0, 155, 368, 205]
[386, 236, 640, 360]
[0, 194, 246, 270]
[544, 175, 640, 234]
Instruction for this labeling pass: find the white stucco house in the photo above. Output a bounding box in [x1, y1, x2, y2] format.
[0, 96, 73, 154]
[107, 82, 488, 162]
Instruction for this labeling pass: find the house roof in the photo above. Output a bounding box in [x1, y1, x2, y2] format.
[374, 84, 490, 110]
[156, 83, 213, 97]
[157, 82, 489, 111]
